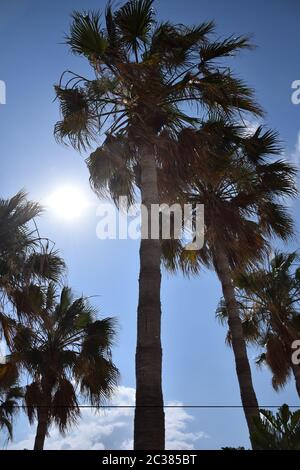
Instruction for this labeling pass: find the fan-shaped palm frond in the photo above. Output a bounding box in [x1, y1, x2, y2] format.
[66, 10, 108, 61]
[0, 363, 23, 441]
[200, 36, 252, 65]
[87, 135, 136, 206]
[115, 0, 155, 57]
[251, 405, 300, 450]
[11, 285, 119, 450]
[228, 251, 300, 396]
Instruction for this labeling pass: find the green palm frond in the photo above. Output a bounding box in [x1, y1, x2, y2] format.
[82, 317, 118, 356]
[233, 250, 300, 393]
[0, 363, 22, 441]
[54, 86, 98, 151]
[251, 405, 300, 450]
[0, 314, 16, 348]
[265, 335, 291, 390]
[114, 0, 155, 55]
[55, 286, 73, 318]
[200, 35, 252, 65]
[149, 21, 215, 67]
[87, 136, 136, 206]
[52, 379, 79, 433]
[66, 11, 108, 61]
[105, 2, 121, 55]
[24, 251, 65, 283]
[76, 355, 119, 406]
[0, 363, 19, 390]
[11, 283, 44, 317]
[10, 286, 119, 440]
[258, 201, 294, 241]
[186, 72, 263, 118]
[0, 191, 41, 254]
[257, 160, 298, 199]
[243, 127, 282, 163]
[24, 381, 43, 424]
[13, 325, 34, 353]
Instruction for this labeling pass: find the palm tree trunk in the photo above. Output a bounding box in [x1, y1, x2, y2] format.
[214, 247, 260, 448]
[33, 408, 48, 450]
[291, 363, 300, 398]
[134, 150, 165, 450]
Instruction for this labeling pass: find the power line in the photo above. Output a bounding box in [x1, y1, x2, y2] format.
[5, 404, 300, 409]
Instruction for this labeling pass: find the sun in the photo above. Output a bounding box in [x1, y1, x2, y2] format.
[45, 185, 90, 221]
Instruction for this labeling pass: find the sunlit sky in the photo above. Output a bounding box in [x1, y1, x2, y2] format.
[1, 0, 300, 450]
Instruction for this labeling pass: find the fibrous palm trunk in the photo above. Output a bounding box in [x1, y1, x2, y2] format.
[214, 247, 260, 448]
[134, 149, 165, 450]
[33, 408, 48, 450]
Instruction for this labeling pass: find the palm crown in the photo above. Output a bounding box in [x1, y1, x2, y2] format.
[220, 252, 300, 394]
[161, 121, 297, 274]
[0, 191, 65, 349]
[55, 0, 263, 203]
[7, 284, 119, 449]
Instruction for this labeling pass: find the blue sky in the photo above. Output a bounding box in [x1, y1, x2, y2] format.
[1, 0, 300, 450]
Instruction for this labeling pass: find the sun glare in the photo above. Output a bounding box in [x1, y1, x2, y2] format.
[45, 185, 90, 221]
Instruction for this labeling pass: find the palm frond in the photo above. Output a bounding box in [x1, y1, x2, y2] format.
[66, 11, 108, 61]
[52, 379, 79, 433]
[200, 36, 253, 65]
[54, 86, 98, 151]
[114, 0, 155, 55]
[87, 137, 136, 206]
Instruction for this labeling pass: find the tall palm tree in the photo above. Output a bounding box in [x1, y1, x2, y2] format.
[0, 191, 66, 446]
[0, 190, 40, 255]
[0, 190, 65, 300]
[0, 363, 23, 443]
[54, 0, 263, 449]
[10, 284, 119, 450]
[224, 252, 300, 397]
[0, 191, 65, 347]
[251, 404, 300, 450]
[161, 121, 297, 445]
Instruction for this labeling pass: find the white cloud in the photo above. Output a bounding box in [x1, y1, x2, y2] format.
[165, 401, 208, 450]
[8, 387, 208, 451]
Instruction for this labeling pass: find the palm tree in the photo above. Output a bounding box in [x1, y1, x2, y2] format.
[0, 363, 23, 443]
[251, 404, 300, 450]
[0, 191, 65, 345]
[225, 252, 300, 397]
[0, 190, 41, 255]
[161, 121, 297, 445]
[10, 284, 119, 450]
[54, 0, 263, 449]
[0, 190, 65, 302]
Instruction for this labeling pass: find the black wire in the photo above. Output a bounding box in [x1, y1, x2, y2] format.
[6, 405, 300, 409]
